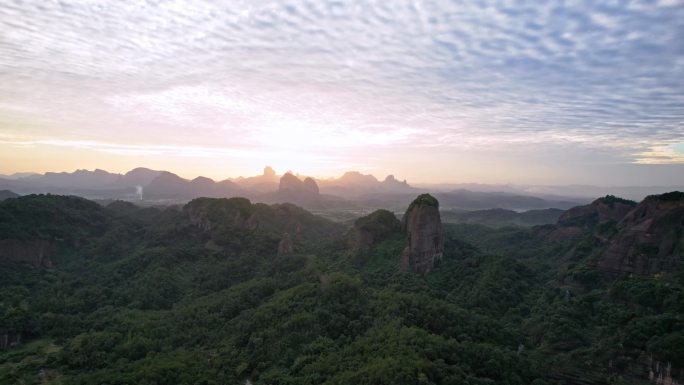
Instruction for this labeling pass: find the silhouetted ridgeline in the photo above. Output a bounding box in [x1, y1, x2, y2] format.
[0, 167, 587, 211]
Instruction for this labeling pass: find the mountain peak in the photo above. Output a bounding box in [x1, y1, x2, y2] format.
[339, 171, 379, 185]
[279, 173, 319, 195]
[263, 166, 276, 177]
[400, 194, 444, 274]
[125, 167, 158, 175]
[192, 176, 215, 184]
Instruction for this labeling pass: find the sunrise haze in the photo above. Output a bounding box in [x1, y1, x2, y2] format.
[1, 0, 683, 184]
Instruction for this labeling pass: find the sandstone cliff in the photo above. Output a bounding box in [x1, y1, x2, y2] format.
[538, 195, 637, 242]
[599, 192, 684, 276]
[278, 233, 294, 255]
[185, 197, 258, 232]
[0, 332, 21, 350]
[400, 194, 445, 274]
[558, 195, 636, 228]
[183, 197, 345, 251]
[0, 239, 53, 267]
[302, 177, 320, 195]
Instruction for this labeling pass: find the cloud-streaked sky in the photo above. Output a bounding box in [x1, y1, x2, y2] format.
[1, 0, 683, 184]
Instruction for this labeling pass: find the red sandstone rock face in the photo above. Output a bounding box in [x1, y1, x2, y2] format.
[0, 332, 22, 350]
[400, 201, 444, 274]
[538, 196, 637, 243]
[559, 199, 636, 227]
[303, 177, 319, 195]
[233, 211, 258, 230]
[0, 240, 53, 267]
[187, 206, 212, 231]
[278, 233, 294, 255]
[599, 198, 684, 276]
[186, 203, 258, 232]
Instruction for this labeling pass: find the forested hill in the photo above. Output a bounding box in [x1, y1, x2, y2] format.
[0, 193, 682, 384]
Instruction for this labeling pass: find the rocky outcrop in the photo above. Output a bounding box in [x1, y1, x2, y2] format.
[599, 192, 684, 276]
[0, 332, 22, 350]
[302, 177, 319, 195]
[349, 209, 401, 250]
[381, 175, 411, 191]
[537, 195, 637, 242]
[185, 197, 259, 232]
[558, 195, 637, 228]
[400, 194, 445, 274]
[276, 173, 322, 208]
[645, 355, 682, 385]
[184, 198, 344, 249]
[278, 233, 294, 255]
[263, 166, 276, 178]
[233, 211, 258, 230]
[231, 166, 280, 192]
[0, 240, 53, 267]
[278, 173, 319, 196]
[187, 205, 213, 232]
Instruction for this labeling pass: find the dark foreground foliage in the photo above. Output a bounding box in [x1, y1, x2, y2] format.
[0, 195, 682, 384]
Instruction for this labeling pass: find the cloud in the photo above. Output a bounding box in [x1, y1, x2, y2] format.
[0, 0, 683, 170]
[635, 142, 684, 164]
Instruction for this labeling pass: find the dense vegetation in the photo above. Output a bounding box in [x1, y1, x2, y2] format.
[646, 191, 684, 202]
[353, 209, 401, 239]
[406, 194, 439, 212]
[600, 195, 637, 207]
[0, 194, 682, 384]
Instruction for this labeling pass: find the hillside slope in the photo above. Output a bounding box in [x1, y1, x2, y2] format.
[0, 193, 682, 384]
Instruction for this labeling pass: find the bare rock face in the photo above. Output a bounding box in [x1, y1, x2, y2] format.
[303, 177, 319, 195]
[538, 195, 637, 242]
[599, 192, 684, 276]
[400, 194, 445, 274]
[0, 332, 22, 350]
[185, 198, 259, 232]
[278, 233, 294, 255]
[0, 240, 53, 267]
[187, 206, 213, 232]
[349, 209, 401, 250]
[233, 211, 258, 230]
[558, 195, 637, 228]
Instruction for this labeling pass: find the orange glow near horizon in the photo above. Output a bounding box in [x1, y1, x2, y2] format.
[1, 1, 683, 186]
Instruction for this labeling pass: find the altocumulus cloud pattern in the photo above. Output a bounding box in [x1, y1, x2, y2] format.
[0, 0, 683, 164]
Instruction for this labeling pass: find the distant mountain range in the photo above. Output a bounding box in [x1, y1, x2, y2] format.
[441, 207, 565, 227]
[0, 172, 39, 180]
[414, 182, 684, 202]
[0, 166, 589, 211]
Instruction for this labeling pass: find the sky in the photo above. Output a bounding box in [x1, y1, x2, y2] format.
[1, 0, 683, 185]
